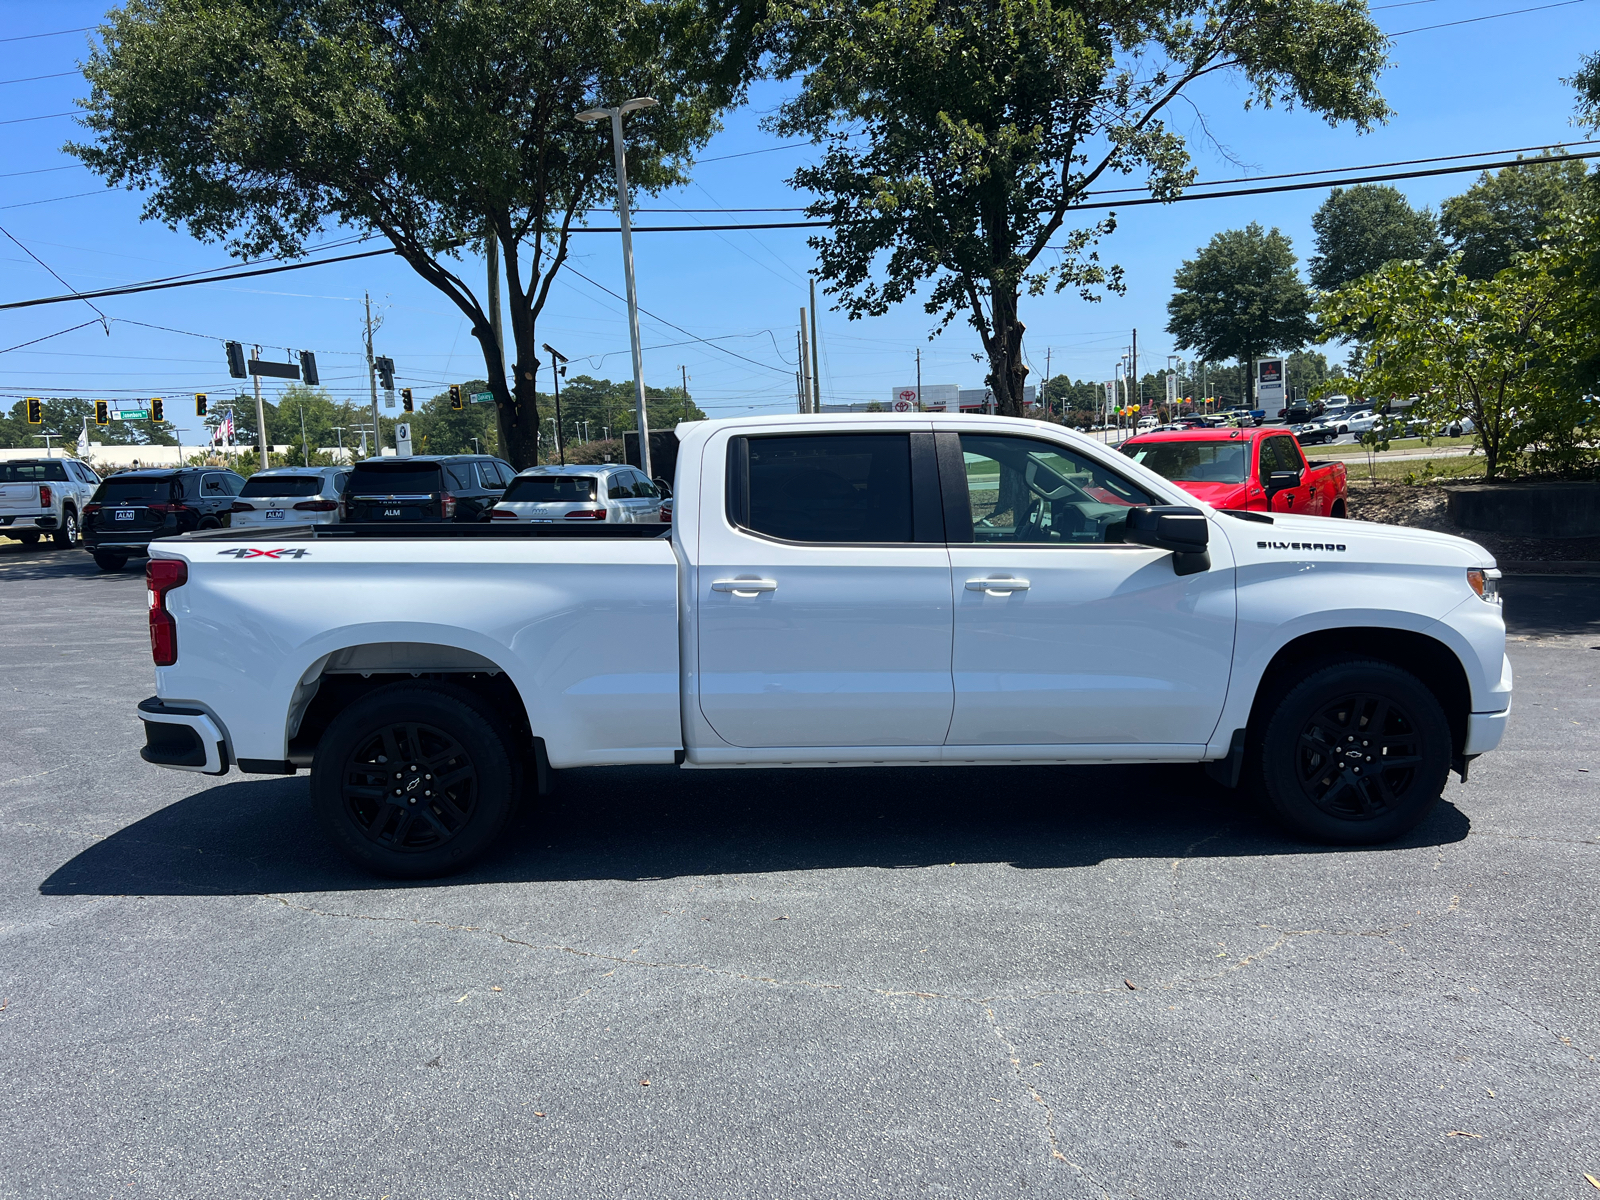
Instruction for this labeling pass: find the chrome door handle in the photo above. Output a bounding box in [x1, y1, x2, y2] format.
[712, 578, 778, 594]
[966, 577, 1030, 593]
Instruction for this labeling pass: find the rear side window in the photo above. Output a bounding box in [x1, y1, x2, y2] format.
[240, 475, 326, 498]
[606, 473, 635, 499]
[349, 464, 443, 494]
[729, 433, 913, 543]
[97, 477, 175, 505]
[444, 463, 474, 490]
[503, 475, 597, 502]
[200, 472, 234, 497]
[475, 463, 505, 490]
[0, 462, 69, 482]
[631, 471, 659, 498]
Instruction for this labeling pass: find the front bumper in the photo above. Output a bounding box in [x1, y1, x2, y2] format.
[1464, 706, 1511, 756]
[137, 696, 229, 775]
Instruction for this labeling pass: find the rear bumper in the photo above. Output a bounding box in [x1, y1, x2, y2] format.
[84, 537, 152, 554]
[137, 696, 229, 775]
[1, 514, 56, 530]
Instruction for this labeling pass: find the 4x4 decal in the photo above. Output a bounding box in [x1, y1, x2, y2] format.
[216, 547, 311, 559]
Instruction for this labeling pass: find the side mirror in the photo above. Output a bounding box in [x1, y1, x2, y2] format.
[1123, 505, 1211, 576]
[1265, 470, 1301, 495]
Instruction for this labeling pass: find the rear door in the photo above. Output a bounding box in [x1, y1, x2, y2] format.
[695, 426, 953, 748]
[943, 430, 1235, 748]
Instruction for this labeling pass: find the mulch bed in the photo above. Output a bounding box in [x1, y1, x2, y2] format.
[1346, 479, 1600, 563]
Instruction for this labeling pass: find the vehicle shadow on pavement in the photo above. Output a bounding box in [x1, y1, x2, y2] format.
[39, 762, 1470, 896]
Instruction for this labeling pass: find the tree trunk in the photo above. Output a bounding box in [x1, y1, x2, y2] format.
[986, 284, 1028, 418]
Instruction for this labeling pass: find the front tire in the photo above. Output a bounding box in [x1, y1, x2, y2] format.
[52, 509, 79, 549]
[310, 684, 517, 878]
[1253, 659, 1452, 844]
[93, 552, 128, 572]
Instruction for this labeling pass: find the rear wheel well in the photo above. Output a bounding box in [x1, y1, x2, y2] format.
[1247, 628, 1469, 756]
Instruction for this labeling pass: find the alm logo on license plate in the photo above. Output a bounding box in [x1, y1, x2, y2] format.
[114, 510, 135, 520]
[266, 510, 285, 520]
[385, 508, 401, 517]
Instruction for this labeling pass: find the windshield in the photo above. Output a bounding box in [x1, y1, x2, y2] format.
[0, 462, 69, 482]
[240, 475, 325, 498]
[348, 464, 442, 494]
[97, 477, 175, 505]
[1122, 440, 1248, 485]
[503, 475, 597, 503]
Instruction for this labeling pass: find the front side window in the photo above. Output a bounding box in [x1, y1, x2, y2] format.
[1122, 439, 1248, 485]
[632, 471, 659, 499]
[731, 433, 913, 543]
[605, 472, 634, 500]
[956, 434, 1153, 544]
[1261, 437, 1301, 476]
[201, 473, 230, 496]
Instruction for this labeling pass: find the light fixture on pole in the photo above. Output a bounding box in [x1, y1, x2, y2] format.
[577, 96, 658, 480]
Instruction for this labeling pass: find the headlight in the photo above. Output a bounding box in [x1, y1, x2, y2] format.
[1467, 568, 1501, 605]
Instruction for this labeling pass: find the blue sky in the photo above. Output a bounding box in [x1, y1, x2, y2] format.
[2, 0, 1598, 444]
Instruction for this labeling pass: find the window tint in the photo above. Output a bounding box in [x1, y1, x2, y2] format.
[632, 471, 658, 499]
[734, 433, 913, 543]
[1121, 439, 1248, 485]
[605, 473, 634, 500]
[492, 461, 515, 486]
[348, 464, 443, 493]
[0, 462, 69, 483]
[1261, 437, 1301, 475]
[476, 463, 505, 490]
[956, 434, 1153, 544]
[201, 473, 231, 496]
[335, 472, 351, 494]
[444, 463, 474, 490]
[240, 475, 325, 498]
[502, 474, 597, 503]
[97, 477, 175, 505]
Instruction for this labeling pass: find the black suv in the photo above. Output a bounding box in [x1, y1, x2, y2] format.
[83, 467, 245, 571]
[342, 455, 514, 523]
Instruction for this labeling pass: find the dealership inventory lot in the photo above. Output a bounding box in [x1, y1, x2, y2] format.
[1, 543, 1595, 1198]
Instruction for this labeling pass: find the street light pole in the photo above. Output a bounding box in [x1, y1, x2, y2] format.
[578, 97, 658, 480]
[544, 343, 569, 466]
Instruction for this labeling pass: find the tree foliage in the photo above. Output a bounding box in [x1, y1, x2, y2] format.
[74, 0, 749, 468]
[765, 0, 1388, 417]
[0, 397, 179, 450]
[1308, 184, 1438, 291]
[1438, 154, 1589, 280]
[1165, 223, 1315, 403]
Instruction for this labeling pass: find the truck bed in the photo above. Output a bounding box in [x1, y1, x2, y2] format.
[171, 521, 672, 542]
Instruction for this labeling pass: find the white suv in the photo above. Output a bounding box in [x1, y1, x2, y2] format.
[0, 457, 99, 549]
[229, 466, 350, 528]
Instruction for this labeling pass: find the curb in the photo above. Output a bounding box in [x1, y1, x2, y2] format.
[1498, 561, 1600, 576]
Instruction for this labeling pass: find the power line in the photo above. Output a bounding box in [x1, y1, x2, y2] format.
[0, 71, 79, 87]
[1390, 0, 1588, 33]
[0, 191, 105, 211]
[0, 165, 79, 180]
[697, 141, 814, 164]
[0, 111, 79, 126]
[0, 27, 92, 43]
[0, 222, 109, 331]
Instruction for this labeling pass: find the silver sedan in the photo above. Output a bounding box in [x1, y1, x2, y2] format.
[490, 464, 666, 524]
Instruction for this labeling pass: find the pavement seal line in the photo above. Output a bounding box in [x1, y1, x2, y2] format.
[1169, 827, 1227, 916]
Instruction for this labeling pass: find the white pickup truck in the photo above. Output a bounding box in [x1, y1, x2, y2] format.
[135, 415, 1511, 877]
[0, 457, 99, 548]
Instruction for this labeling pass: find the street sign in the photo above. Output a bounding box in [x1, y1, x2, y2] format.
[395, 422, 413, 458]
[470, 391, 494, 405]
[114, 409, 151, 421]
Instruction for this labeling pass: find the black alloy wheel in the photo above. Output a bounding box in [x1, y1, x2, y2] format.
[1255, 659, 1451, 844]
[53, 510, 78, 549]
[310, 685, 517, 877]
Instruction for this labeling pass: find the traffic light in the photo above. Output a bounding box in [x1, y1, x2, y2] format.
[26, 397, 42, 424]
[300, 351, 319, 386]
[151, 398, 164, 421]
[225, 341, 248, 378]
[401, 388, 414, 413]
[449, 384, 463, 411]
[375, 356, 395, 390]
[195, 393, 208, 417]
[95, 400, 108, 426]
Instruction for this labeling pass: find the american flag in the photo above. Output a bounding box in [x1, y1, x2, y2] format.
[212, 412, 235, 446]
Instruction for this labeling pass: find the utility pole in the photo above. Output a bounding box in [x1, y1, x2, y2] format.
[298, 405, 309, 467]
[797, 312, 813, 415]
[544, 343, 569, 466]
[680, 364, 689, 409]
[1131, 329, 1139, 414]
[808, 278, 822, 413]
[915, 347, 922, 410]
[578, 97, 658, 479]
[364, 292, 381, 458]
[253, 344, 268, 467]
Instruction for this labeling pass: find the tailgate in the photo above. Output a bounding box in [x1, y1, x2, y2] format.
[0, 483, 41, 514]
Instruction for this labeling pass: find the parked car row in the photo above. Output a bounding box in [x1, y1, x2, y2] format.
[3, 454, 672, 569]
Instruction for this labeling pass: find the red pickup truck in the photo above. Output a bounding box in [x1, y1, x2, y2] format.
[1119, 427, 1349, 517]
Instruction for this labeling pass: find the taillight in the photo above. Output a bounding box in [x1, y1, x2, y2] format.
[660, 503, 672, 525]
[440, 492, 457, 519]
[146, 503, 193, 516]
[84, 503, 101, 519]
[489, 507, 518, 521]
[294, 499, 339, 511]
[231, 501, 255, 512]
[39, 484, 52, 507]
[146, 558, 187, 666]
[564, 508, 608, 520]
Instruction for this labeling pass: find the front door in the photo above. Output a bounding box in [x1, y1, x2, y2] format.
[943, 431, 1236, 748]
[1261, 435, 1313, 514]
[696, 428, 953, 748]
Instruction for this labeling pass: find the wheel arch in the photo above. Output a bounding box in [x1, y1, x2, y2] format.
[1245, 628, 1470, 757]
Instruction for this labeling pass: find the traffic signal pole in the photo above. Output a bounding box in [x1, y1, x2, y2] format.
[253, 344, 268, 468]
[365, 292, 380, 458]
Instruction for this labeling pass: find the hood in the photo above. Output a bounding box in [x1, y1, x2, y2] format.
[1218, 509, 1495, 570]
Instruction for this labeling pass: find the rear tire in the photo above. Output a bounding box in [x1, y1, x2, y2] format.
[310, 684, 518, 878]
[93, 552, 128, 572]
[52, 509, 79, 549]
[1252, 658, 1451, 845]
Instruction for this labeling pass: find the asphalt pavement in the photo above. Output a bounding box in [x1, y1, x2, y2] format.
[1, 540, 1596, 1199]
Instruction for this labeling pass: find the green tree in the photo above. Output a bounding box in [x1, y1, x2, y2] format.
[1438, 154, 1589, 280]
[75, 0, 746, 469]
[0, 397, 178, 450]
[764, 0, 1388, 417]
[1319, 252, 1591, 479]
[1308, 185, 1438, 291]
[1165, 224, 1316, 405]
[408, 382, 503, 457]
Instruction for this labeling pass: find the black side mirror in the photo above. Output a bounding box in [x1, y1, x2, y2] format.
[1123, 505, 1211, 576]
[1266, 470, 1301, 495]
